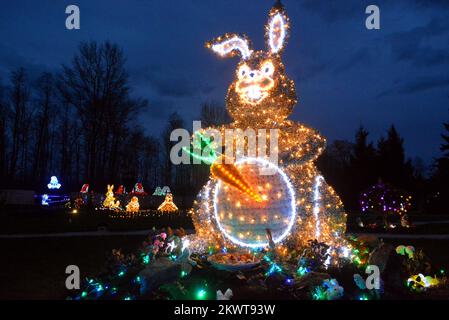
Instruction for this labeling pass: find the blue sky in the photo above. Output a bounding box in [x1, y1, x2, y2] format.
[0, 0, 448, 165]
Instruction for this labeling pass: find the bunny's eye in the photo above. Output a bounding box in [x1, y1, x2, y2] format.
[238, 64, 250, 79]
[261, 61, 274, 76]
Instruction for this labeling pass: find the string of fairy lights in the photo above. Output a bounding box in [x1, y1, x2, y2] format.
[71, 2, 447, 301]
[189, 2, 347, 254]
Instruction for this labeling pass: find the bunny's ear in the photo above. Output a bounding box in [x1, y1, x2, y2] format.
[265, 3, 290, 55]
[206, 34, 253, 60]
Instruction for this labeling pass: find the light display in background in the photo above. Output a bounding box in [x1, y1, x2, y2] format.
[360, 180, 412, 216]
[126, 196, 140, 213]
[47, 176, 61, 189]
[103, 184, 120, 209]
[80, 184, 89, 193]
[115, 185, 126, 195]
[213, 157, 296, 248]
[41, 194, 49, 206]
[131, 183, 147, 195]
[158, 193, 179, 212]
[40, 193, 70, 206]
[153, 186, 171, 196]
[190, 1, 347, 253]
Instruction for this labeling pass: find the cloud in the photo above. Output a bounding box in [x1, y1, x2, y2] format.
[400, 75, 449, 93]
[387, 17, 449, 67]
[377, 75, 449, 97]
[333, 47, 375, 73]
[130, 64, 214, 99]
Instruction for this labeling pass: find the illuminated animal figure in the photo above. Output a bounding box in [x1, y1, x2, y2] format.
[103, 184, 120, 209]
[158, 193, 179, 212]
[191, 2, 347, 252]
[126, 196, 140, 213]
[47, 176, 61, 189]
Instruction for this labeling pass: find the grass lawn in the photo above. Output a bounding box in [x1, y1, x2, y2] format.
[1, 206, 449, 300]
[0, 235, 144, 299]
[0, 208, 194, 234]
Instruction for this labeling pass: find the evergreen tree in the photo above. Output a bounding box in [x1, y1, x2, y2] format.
[437, 118, 449, 182]
[347, 126, 378, 208]
[377, 125, 408, 187]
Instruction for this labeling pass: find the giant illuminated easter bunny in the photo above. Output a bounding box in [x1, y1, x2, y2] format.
[189, 2, 347, 254]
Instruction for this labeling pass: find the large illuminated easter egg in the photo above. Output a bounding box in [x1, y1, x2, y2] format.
[213, 157, 296, 248]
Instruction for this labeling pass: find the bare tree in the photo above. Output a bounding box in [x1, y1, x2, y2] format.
[0, 81, 7, 184]
[8, 68, 31, 182]
[33, 72, 55, 184]
[200, 101, 231, 127]
[58, 41, 147, 184]
[161, 112, 185, 186]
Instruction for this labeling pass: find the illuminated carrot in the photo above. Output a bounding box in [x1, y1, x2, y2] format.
[182, 132, 263, 202]
[211, 156, 263, 202]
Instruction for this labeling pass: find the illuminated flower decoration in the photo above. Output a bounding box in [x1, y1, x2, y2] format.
[396, 245, 415, 259]
[407, 274, 439, 290]
[313, 278, 344, 300]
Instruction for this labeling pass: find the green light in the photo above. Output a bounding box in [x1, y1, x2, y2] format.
[297, 266, 309, 276]
[196, 289, 207, 300]
[263, 255, 272, 263]
[312, 287, 327, 300]
[143, 255, 150, 265]
[118, 271, 125, 277]
[182, 131, 219, 165]
[359, 295, 369, 300]
[81, 291, 87, 298]
[135, 276, 141, 283]
[180, 271, 187, 278]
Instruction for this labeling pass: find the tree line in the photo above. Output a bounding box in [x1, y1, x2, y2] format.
[317, 121, 449, 213]
[0, 41, 448, 212]
[0, 41, 223, 195]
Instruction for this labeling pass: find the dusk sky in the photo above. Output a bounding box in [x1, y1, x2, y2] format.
[1, 0, 448, 166]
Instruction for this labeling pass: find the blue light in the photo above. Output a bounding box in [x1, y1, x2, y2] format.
[47, 176, 61, 189]
[41, 194, 49, 206]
